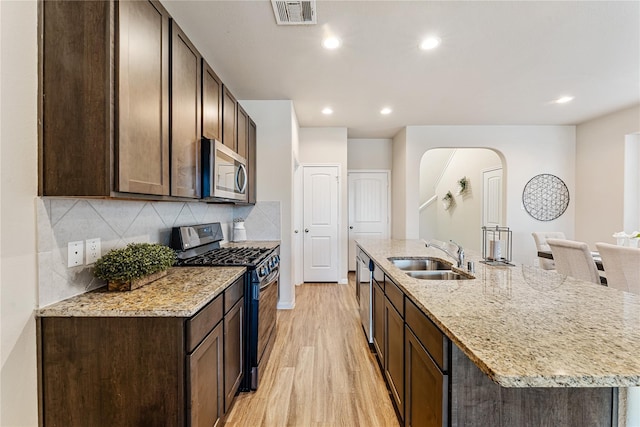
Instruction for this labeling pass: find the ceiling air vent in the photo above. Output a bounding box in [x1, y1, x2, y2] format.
[271, 0, 317, 25]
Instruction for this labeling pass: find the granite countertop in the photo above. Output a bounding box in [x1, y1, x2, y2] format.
[37, 266, 245, 318]
[356, 238, 640, 388]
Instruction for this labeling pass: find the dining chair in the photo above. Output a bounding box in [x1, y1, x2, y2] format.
[532, 232, 566, 270]
[595, 242, 640, 294]
[546, 238, 601, 284]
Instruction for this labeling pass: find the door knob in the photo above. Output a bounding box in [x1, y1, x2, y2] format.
[304, 229, 309, 233]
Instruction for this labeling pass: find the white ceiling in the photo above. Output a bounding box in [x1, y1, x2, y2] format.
[163, 0, 640, 138]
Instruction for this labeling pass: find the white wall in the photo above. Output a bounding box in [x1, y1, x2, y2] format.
[421, 149, 502, 253]
[0, 0, 39, 425]
[240, 100, 298, 309]
[299, 127, 349, 283]
[395, 126, 576, 265]
[624, 134, 640, 233]
[347, 138, 392, 170]
[575, 104, 640, 247]
[392, 129, 407, 239]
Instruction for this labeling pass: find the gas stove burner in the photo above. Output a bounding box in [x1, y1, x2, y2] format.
[178, 246, 272, 267]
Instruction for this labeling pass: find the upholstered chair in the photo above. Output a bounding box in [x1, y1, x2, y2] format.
[595, 242, 640, 294]
[532, 232, 566, 270]
[546, 238, 600, 284]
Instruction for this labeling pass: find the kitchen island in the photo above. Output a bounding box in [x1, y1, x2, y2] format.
[357, 239, 640, 426]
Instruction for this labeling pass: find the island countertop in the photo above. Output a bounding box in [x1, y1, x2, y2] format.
[37, 266, 245, 318]
[356, 238, 640, 388]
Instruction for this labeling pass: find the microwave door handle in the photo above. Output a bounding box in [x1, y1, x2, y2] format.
[236, 163, 248, 194]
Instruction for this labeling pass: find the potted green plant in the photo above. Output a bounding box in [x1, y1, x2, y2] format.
[93, 243, 176, 291]
[457, 176, 469, 195]
[442, 191, 454, 210]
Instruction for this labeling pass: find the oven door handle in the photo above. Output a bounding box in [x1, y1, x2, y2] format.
[259, 271, 279, 291]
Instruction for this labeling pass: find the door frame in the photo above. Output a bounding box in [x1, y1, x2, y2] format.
[300, 163, 342, 283]
[347, 169, 391, 271]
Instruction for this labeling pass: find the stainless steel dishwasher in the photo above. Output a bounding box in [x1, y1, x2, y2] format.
[355, 246, 373, 344]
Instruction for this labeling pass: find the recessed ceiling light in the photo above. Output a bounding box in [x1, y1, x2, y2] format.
[419, 36, 441, 50]
[554, 96, 574, 104]
[380, 107, 392, 115]
[322, 107, 333, 115]
[322, 37, 341, 50]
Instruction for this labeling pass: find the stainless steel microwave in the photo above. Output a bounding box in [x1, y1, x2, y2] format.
[202, 138, 248, 202]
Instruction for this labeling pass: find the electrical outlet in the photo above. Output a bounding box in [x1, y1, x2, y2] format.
[68, 241, 84, 267]
[86, 238, 101, 265]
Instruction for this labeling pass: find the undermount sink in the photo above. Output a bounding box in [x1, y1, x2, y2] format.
[389, 257, 450, 271]
[405, 270, 472, 281]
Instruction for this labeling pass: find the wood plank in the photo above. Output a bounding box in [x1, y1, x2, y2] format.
[223, 275, 399, 426]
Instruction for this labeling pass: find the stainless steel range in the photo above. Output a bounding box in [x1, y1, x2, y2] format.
[170, 222, 280, 391]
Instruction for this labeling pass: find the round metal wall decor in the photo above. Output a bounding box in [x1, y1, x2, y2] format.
[522, 174, 569, 221]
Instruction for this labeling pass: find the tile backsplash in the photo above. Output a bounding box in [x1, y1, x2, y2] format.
[36, 198, 280, 307]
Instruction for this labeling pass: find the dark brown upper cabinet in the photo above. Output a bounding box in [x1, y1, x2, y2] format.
[40, 0, 196, 200]
[39, 0, 257, 202]
[237, 105, 249, 160]
[117, 0, 171, 196]
[247, 118, 257, 205]
[170, 20, 202, 199]
[222, 86, 238, 153]
[40, 0, 171, 197]
[202, 60, 222, 142]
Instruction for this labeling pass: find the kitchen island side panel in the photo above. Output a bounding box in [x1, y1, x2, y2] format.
[450, 338, 616, 427]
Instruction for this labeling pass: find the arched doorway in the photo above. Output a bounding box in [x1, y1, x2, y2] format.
[419, 148, 505, 252]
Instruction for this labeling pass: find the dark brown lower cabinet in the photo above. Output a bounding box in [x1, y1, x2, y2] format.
[405, 326, 448, 427]
[224, 298, 244, 412]
[188, 321, 224, 427]
[39, 277, 245, 427]
[385, 298, 404, 420]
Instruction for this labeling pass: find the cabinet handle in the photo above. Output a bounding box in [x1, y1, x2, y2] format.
[305, 229, 309, 233]
[349, 226, 353, 229]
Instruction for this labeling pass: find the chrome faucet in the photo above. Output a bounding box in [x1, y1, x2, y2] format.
[425, 239, 465, 268]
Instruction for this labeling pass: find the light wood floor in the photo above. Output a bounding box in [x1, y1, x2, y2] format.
[224, 274, 400, 427]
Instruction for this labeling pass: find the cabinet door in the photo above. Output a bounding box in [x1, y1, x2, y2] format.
[171, 21, 201, 198]
[385, 298, 405, 419]
[224, 298, 244, 413]
[222, 86, 238, 152]
[237, 105, 249, 160]
[202, 60, 222, 141]
[372, 280, 385, 366]
[188, 321, 224, 427]
[117, 0, 170, 196]
[247, 118, 257, 204]
[405, 326, 448, 427]
[41, 0, 111, 197]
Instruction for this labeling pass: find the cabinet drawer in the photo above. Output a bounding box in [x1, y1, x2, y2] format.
[405, 297, 449, 371]
[186, 295, 223, 353]
[373, 276, 384, 291]
[385, 276, 404, 316]
[224, 276, 244, 313]
[373, 262, 384, 283]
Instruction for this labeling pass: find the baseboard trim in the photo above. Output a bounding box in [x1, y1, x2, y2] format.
[277, 301, 295, 310]
[339, 278, 348, 285]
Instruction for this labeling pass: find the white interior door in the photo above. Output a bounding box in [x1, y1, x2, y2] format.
[483, 168, 503, 227]
[348, 171, 389, 271]
[303, 166, 339, 282]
